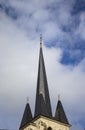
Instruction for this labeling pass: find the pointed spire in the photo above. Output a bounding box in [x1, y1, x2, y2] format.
[55, 96, 69, 125]
[34, 35, 52, 118]
[19, 99, 32, 129]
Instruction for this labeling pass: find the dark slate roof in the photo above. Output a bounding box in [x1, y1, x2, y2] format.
[19, 102, 32, 129]
[34, 39, 52, 118]
[55, 100, 69, 125]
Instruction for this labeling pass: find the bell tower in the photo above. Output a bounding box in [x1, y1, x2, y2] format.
[19, 36, 71, 130]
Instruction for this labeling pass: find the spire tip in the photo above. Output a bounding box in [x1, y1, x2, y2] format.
[40, 34, 42, 48]
[27, 97, 29, 104]
[58, 94, 60, 101]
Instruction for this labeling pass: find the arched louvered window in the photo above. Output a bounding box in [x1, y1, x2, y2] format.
[47, 127, 52, 130]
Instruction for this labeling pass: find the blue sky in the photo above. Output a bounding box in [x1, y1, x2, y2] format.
[0, 0, 85, 130]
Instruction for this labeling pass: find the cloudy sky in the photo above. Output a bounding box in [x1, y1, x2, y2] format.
[0, 0, 85, 130]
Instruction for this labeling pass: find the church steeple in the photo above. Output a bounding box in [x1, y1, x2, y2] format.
[19, 36, 70, 130]
[34, 35, 52, 118]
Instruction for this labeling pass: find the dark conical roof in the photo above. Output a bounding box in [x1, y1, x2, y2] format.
[34, 35, 52, 118]
[19, 102, 32, 129]
[55, 99, 69, 125]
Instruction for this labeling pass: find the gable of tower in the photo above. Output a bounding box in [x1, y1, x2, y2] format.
[21, 116, 70, 130]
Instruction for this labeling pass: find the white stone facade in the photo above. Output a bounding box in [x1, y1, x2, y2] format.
[22, 116, 70, 130]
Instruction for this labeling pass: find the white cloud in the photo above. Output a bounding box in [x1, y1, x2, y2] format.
[75, 12, 85, 40]
[0, 0, 85, 130]
[71, 124, 83, 130]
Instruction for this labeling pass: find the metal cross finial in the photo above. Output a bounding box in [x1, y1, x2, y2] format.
[40, 34, 42, 48]
[58, 94, 60, 101]
[27, 97, 29, 103]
